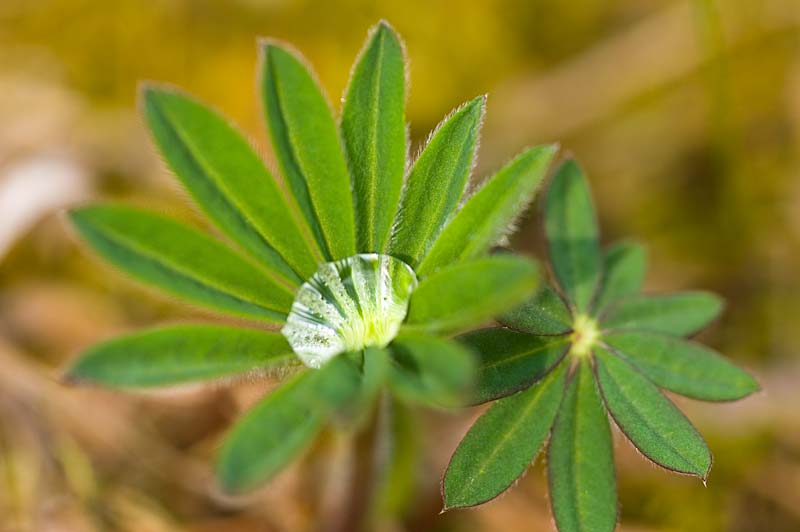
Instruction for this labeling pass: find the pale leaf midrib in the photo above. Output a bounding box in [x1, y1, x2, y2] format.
[452, 381, 552, 503]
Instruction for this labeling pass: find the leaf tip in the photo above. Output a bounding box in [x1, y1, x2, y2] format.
[699, 450, 713, 482]
[65, 206, 83, 223]
[708, 292, 726, 315]
[60, 368, 83, 387]
[375, 18, 398, 37]
[137, 79, 161, 98]
[733, 367, 762, 398]
[438, 491, 463, 513]
[257, 37, 298, 64]
[256, 37, 286, 68]
[541, 142, 560, 155]
[66, 205, 96, 232]
[700, 465, 711, 485]
[215, 455, 244, 496]
[554, 157, 583, 180]
[471, 93, 488, 111]
[436, 498, 453, 515]
[137, 81, 182, 108]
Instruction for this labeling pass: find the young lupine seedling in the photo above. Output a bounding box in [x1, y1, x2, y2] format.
[443, 159, 759, 531]
[63, 21, 557, 495]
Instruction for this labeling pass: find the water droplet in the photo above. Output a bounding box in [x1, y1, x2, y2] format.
[282, 254, 418, 368]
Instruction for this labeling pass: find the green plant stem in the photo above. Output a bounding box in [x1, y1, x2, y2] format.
[329, 395, 390, 532]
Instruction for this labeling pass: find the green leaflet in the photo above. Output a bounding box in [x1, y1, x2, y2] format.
[404, 255, 539, 334]
[499, 283, 572, 335]
[217, 353, 361, 493]
[594, 348, 712, 478]
[142, 86, 318, 283]
[548, 359, 617, 532]
[418, 145, 557, 276]
[388, 333, 476, 407]
[546, 160, 601, 313]
[443, 363, 567, 509]
[601, 292, 723, 336]
[341, 21, 406, 253]
[260, 43, 356, 260]
[604, 331, 758, 401]
[389, 96, 485, 267]
[70, 205, 292, 322]
[458, 327, 568, 404]
[593, 240, 646, 313]
[64, 325, 294, 388]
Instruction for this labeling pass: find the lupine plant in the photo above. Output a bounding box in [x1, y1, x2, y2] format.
[63, 22, 557, 495]
[442, 160, 759, 531]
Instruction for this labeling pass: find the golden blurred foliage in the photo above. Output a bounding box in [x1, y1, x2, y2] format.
[1, 0, 799, 530]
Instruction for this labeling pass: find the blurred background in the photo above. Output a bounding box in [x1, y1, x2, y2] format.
[1, 0, 798, 530]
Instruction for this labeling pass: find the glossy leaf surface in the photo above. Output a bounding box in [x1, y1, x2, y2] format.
[601, 292, 723, 336]
[604, 331, 758, 401]
[548, 360, 617, 532]
[499, 284, 572, 335]
[443, 364, 566, 509]
[593, 240, 646, 313]
[545, 160, 601, 312]
[594, 349, 712, 478]
[458, 327, 568, 403]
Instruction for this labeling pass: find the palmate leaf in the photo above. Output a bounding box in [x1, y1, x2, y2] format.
[142, 86, 319, 283]
[548, 359, 617, 532]
[601, 292, 723, 336]
[388, 333, 475, 407]
[389, 96, 485, 267]
[458, 327, 568, 404]
[418, 145, 557, 276]
[604, 331, 758, 401]
[499, 284, 572, 335]
[442, 363, 567, 509]
[217, 353, 362, 493]
[341, 21, 406, 253]
[593, 240, 646, 313]
[70, 205, 292, 322]
[545, 160, 601, 313]
[404, 255, 538, 334]
[260, 42, 356, 261]
[64, 325, 294, 388]
[594, 348, 712, 478]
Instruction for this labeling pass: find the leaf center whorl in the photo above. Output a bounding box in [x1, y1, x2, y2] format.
[282, 253, 417, 368]
[569, 314, 599, 359]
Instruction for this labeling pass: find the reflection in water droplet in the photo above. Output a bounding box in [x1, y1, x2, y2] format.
[282, 254, 418, 368]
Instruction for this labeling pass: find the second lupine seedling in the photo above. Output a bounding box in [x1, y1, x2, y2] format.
[442, 160, 759, 532]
